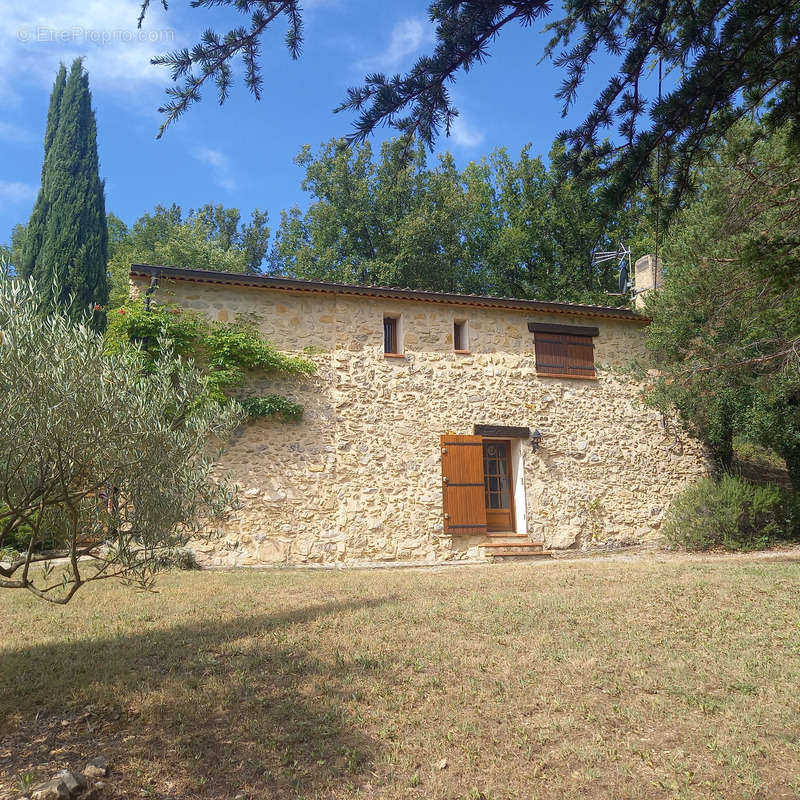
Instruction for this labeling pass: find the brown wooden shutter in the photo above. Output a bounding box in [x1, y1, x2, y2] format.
[440, 435, 487, 535]
[533, 332, 595, 378]
[564, 334, 595, 378]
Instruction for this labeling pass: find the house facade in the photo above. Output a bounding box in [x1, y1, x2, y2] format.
[129, 258, 707, 566]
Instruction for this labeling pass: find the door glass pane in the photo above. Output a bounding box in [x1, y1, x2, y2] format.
[483, 441, 511, 510]
[498, 476, 510, 508]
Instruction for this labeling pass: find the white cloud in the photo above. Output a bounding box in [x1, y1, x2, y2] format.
[449, 115, 485, 149]
[357, 17, 434, 73]
[0, 0, 175, 102]
[192, 147, 237, 191]
[0, 181, 38, 205]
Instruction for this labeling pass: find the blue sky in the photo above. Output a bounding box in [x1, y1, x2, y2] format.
[0, 0, 644, 252]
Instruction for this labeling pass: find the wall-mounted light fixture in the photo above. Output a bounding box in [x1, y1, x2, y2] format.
[531, 429, 543, 451]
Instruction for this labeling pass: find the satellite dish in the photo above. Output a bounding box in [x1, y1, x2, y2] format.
[618, 262, 629, 294]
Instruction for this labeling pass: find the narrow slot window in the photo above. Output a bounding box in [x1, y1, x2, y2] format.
[454, 319, 469, 352]
[383, 316, 399, 354]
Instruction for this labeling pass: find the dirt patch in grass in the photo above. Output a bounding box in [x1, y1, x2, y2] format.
[2, 554, 800, 799]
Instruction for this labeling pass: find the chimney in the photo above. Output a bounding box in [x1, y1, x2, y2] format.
[633, 254, 663, 309]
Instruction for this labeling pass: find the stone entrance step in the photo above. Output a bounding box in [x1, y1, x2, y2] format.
[479, 539, 552, 560]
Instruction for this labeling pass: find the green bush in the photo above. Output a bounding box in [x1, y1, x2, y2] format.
[663, 474, 793, 551]
[105, 299, 315, 417]
[783, 492, 800, 539]
[153, 547, 201, 571]
[0, 272, 243, 602]
[0, 506, 61, 555]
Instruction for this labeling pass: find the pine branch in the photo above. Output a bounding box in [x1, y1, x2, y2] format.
[138, 0, 168, 29]
[143, 0, 800, 210]
[147, 1, 303, 138]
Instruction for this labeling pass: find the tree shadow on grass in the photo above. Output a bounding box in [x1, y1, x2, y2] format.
[0, 596, 396, 799]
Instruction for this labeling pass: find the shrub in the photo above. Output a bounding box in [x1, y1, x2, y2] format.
[663, 474, 791, 551]
[154, 547, 200, 571]
[0, 505, 35, 554]
[174, 548, 201, 570]
[0, 272, 242, 603]
[783, 492, 800, 539]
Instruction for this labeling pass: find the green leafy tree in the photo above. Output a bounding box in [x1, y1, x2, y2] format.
[105, 299, 315, 419]
[141, 1, 800, 209]
[274, 137, 647, 303]
[275, 138, 480, 293]
[107, 204, 269, 307]
[644, 123, 800, 488]
[476, 142, 649, 303]
[21, 59, 108, 326]
[0, 225, 27, 274]
[0, 270, 241, 603]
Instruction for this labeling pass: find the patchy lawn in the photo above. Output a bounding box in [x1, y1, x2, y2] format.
[2, 555, 800, 800]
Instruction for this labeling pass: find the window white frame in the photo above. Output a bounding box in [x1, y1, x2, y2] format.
[383, 314, 403, 355]
[453, 318, 469, 352]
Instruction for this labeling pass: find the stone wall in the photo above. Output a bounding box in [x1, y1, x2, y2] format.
[131, 275, 709, 565]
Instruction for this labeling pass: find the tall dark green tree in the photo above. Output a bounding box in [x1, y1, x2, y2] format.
[22, 59, 108, 326]
[21, 64, 66, 280]
[644, 123, 800, 488]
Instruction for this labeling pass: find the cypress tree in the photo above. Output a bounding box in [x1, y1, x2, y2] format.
[23, 59, 108, 327]
[21, 63, 66, 281]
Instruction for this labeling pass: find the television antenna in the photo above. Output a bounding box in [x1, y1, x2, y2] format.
[591, 242, 632, 295]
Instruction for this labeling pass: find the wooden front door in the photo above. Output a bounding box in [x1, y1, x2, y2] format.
[482, 440, 515, 531]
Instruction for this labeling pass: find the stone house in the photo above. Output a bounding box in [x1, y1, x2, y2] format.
[129, 256, 707, 566]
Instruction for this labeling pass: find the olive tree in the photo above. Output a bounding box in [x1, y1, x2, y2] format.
[0, 270, 242, 603]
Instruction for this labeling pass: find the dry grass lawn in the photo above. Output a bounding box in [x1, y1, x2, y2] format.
[2, 554, 800, 799]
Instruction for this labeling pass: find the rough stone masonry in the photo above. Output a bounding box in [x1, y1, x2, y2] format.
[130, 263, 708, 567]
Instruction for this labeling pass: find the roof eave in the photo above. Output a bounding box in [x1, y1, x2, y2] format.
[129, 264, 650, 324]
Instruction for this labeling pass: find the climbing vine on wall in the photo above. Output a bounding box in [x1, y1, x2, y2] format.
[105, 300, 316, 419]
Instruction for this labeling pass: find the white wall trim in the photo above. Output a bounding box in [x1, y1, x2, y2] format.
[510, 438, 527, 535]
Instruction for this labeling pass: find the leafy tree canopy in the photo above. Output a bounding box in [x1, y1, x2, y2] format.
[644, 122, 800, 488]
[107, 203, 269, 307]
[274, 136, 648, 304]
[140, 1, 800, 209]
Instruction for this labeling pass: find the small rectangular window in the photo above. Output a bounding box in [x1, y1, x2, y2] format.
[454, 319, 469, 352]
[383, 316, 399, 354]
